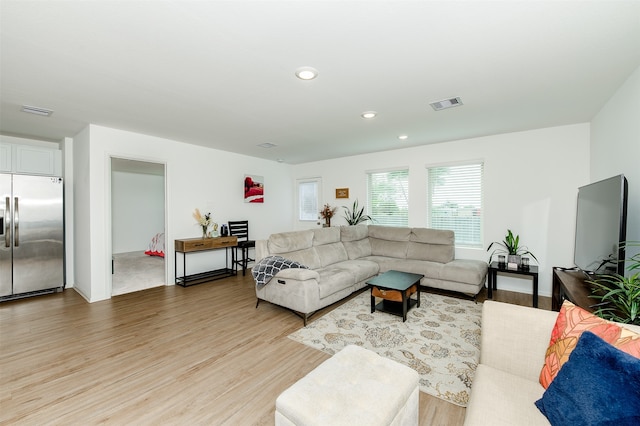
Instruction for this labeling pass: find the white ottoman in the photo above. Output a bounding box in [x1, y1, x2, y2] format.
[275, 345, 420, 426]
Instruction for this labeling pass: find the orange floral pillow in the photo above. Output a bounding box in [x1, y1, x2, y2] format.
[539, 300, 640, 388]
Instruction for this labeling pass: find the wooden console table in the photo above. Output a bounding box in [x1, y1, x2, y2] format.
[174, 236, 237, 286]
[551, 267, 595, 312]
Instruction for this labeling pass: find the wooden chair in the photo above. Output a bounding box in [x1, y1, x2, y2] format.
[228, 220, 255, 275]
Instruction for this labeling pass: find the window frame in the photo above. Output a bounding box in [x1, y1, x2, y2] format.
[366, 167, 410, 227]
[296, 177, 321, 222]
[426, 161, 484, 248]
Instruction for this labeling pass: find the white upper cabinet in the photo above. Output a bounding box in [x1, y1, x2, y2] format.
[0, 144, 10, 172]
[0, 138, 62, 176]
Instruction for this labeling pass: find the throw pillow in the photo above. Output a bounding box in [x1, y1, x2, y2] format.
[251, 255, 309, 288]
[535, 331, 640, 426]
[539, 300, 640, 388]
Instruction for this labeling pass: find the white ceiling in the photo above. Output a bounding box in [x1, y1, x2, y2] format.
[1, 0, 639, 164]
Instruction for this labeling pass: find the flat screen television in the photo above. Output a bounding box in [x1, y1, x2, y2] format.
[574, 174, 628, 276]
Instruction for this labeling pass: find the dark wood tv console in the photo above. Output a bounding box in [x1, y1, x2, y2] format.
[552, 267, 597, 312]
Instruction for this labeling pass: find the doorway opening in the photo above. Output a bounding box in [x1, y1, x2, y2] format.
[110, 157, 166, 296]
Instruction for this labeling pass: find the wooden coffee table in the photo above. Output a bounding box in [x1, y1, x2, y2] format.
[367, 270, 424, 322]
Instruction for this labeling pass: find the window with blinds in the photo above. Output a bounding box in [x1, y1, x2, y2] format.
[367, 169, 409, 227]
[298, 178, 320, 221]
[427, 162, 483, 247]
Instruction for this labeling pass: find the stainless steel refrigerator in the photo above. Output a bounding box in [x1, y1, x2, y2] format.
[1, 174, 64, 300]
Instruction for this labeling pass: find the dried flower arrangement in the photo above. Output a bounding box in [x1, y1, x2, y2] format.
[193, 208, 211, 238]
[320, 204, 337, 227]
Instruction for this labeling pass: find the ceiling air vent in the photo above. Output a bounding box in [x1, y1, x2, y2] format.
[430, 97, 463, 111]
[258, 142, 277, 149]
[21, 105, 54, 116]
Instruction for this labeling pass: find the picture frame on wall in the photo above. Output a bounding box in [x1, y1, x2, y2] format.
[335, 188, 349, 199]
[244, 174, 264, 203]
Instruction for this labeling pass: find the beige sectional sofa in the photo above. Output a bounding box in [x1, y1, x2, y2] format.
[464, 301, 640, 425]
[254, 225, 487, 324]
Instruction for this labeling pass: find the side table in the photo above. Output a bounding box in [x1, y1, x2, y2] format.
[367, 270, 424, 322]
[488, 261, 539, 308]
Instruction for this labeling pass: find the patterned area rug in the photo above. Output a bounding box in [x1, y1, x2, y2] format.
[288, 291, 482, 407]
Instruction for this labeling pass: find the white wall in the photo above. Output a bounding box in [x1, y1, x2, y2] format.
[111, 170, 165, 253]
[75, 124, 293, 302]
[591, 65, 640, 265]
[61, 137, 75, 289]
[72, 60, 638, 302]
[72, 126, 93, 301]
[293, 124, 590, 297]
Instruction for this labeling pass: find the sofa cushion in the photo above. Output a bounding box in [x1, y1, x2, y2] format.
[340, 224, 369, 242]
[279, 247, 321, 270]
[535, 331, 640, 426]
[332, 259, 379, 283]
[269, 230, 314, 254]
[539, 300, 640, 388]
[463, 364, 548, 426]
[275, 268, 320, 281]
[315, 242, 349, 267]
[343, 238, 372, 259]
[316, 267, 355, 299]
[406, 241, 454, 263]
[368, 225, 411, 241]
[423, 278, 483, 296]
[377, 258, 442, 279]
[409, 227, 454, 245]
[313, 226, 341, 245]
[370, 238, 409, 258]
[440, 260, 488, 286]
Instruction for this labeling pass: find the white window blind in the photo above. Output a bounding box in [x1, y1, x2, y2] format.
[367, 169, 409, 227]
[427, 163, 483, 247]
[298, 179, 319, 221]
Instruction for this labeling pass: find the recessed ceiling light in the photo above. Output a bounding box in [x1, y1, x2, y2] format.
[21, 105, 53, 116]
[398, 135, 408, 140]
[258, 142, 277, 148]
[295, 66, 318, 80]
[361, 111, 377, 119]
[430, 97, 463, 111]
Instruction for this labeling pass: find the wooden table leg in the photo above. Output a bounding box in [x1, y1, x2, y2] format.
[487, 270, 494, 299]
[402, 292, 407, 322]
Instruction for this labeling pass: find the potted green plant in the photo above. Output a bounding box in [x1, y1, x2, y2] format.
[342, 199, 373, 225]
[487, 229, 538, 266]
[589, 242, 640, 325]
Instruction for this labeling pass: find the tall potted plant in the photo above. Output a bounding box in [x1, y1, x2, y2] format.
[589, 242, 640, 325]
[342, 199, 373, 226]
[487, 229, 538, 265]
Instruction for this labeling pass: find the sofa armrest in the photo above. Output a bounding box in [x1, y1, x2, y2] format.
[275, 268, 320, 281]
[480, 301, 558, 382]
[256, 240, 268, 262]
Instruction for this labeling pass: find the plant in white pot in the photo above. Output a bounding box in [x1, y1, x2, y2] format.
[487, 229, 538, 266]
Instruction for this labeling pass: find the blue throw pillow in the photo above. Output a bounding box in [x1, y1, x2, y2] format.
[535, 331, 640, 426]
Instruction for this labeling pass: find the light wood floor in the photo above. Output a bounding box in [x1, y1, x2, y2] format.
[0, 274, 550, 425]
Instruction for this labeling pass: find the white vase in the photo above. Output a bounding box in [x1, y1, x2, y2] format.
[507, 255, 521, 265]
